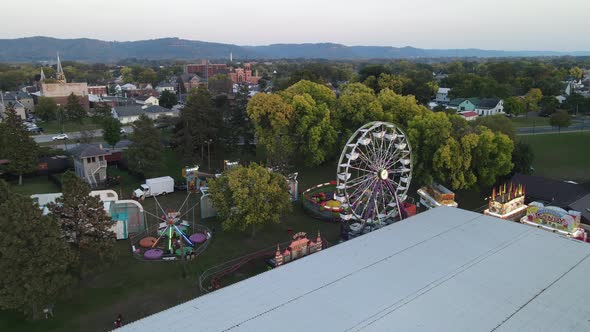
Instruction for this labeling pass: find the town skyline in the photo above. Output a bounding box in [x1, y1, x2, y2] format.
[2, 0, 589, 51]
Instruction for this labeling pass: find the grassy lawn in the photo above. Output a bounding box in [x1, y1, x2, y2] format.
[510, 116, 551, 128]
[39, 117, 102, 134]
[519, 131, 590, 183]
[7, 175, 61, 196]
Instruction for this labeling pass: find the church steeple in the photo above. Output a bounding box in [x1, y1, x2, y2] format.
[40, 68, 46, 81]
[56, 53, 66, 83]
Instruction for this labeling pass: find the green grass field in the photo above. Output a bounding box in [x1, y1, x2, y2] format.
[519, 131, 590, 183]
[7, 176, 61, 196]
[510, 116, 550, 128]
[39, 118, 102, 134]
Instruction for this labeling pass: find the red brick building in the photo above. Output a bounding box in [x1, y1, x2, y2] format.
[185, 60, 228, 78]
[228, 63, 261, 84]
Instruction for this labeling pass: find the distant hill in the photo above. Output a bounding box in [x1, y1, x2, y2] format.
[0, 37, 589, 62]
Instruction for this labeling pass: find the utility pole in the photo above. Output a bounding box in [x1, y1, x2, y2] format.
[207, 139, 212, 171]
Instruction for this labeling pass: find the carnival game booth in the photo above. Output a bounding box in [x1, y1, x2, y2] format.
[521, 202, 586, 241]
[484, 183, 528, 221]
[417, 183, 458, 209]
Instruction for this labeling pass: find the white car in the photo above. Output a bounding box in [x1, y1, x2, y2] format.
[52, 133, 69, 141]
[120, 128, 126, 134]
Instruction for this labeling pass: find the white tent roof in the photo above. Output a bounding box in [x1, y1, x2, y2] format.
[121, 207, 590, 332]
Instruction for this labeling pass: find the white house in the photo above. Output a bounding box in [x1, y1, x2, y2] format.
[112, 105, 178, 124]
[475, 98, 504, 116]
[135, 95, 159, 106]
[156, 82, 176, 93]
[121, 83, 137, 91]
[435, 87, 451, 104]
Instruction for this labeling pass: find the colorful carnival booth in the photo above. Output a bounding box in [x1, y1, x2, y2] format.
[520, 202, 586, 240]
[484, 183, 528, 221]
[417, 183, 458, 209]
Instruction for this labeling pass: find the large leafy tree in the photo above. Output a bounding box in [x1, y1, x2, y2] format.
[222, 85, 254, 155]
[432, 134, 478, 190]
[336, 83, 386, 138]
[0, 108, 39, 185]
[378, 89, 427, 129]
[549, 110, 572, 133]
[102, 116, 122, 148]
[471, 128, 514, 186]
[247, 93, 294, 167]
[138, 68, 157, 85]
[408, 112, 452, 185]
[64, 93, 86, 122]
[280, 80, 339, 165]
[35, 96, 58, 120]
[512, 142, 535, 175]
[503, 96, 525, 116]
[208, 163, 292, 238]
[473, 114, 516, 140]
[48, 172, 116, 274]
[127, 115, 164, 177]
[208, 74, 233, 95]
[0, 182, 75, 318]
[159, 90, 178, 109]
[93, 102, 112, 120]
[171, 87, 221, 165]
[523, 88, 543, 114]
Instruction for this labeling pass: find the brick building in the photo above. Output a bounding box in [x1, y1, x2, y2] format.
[185, 60, 228, 78]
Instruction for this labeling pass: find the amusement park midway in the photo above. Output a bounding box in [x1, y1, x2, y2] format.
[121, 207, 590, 332]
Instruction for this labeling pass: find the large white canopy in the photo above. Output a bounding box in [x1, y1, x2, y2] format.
[122, 207, 590, 332]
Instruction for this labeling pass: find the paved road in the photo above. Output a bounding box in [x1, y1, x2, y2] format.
[32, 126, 133, 143]
[516, 119, 590, 135]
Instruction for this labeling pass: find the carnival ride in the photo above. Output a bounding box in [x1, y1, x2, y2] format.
[336, 121, 414, 236]
[133, 191, 212, 261]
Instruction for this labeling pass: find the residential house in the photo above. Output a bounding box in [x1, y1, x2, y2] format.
[70, 144, 109, 188]
[16, 92, 34, 112]
[156, 82, 176, 93]
[475, 98, 504, 116]
[180, 74, 206, 91]
[135, 95, 159, 106]
[88, 85, 108, 97]
[447, 98, 479, 112]
[458, 111, 478, 121]
[121, 83, 137, 91]
[112, 105, 177, 124]
[435, 88, 451, 104]
[0, 92, 27, 120]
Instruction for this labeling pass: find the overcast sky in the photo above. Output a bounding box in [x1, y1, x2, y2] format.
[2, 0, 589, 51]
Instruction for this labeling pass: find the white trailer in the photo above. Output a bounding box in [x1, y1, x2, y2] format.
[134, 176, 174, 199]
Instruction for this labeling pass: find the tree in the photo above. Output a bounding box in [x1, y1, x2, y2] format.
[120, 66, 134, 83]
[503, 97, 525, 116]
[159, 90, 178, 109]
[336, 83, 386, 138]
[0, 186, 75, 318]
[138, 68, 157, 85]
[127, 115, 165, 177]
[569, 66, 583, 80]
[377, 89, 428, 129]
[35, 96, 58, 121]
[64, 93, 86, 122]
[471, 128, 514, 186]
[473, 115, 516, 140]
[208, 163, 292, 238]
[247, 93, 294, 167]
[549, 110, 571, 133]
[432, 134, 478, 190]
[102, 117, 122, 148]
[377, 73, 404, 94]
[171, 87, 221, 165]
[539, 96, 560, 116]
[523, 88, 543, 114]
[48, 172, 116, 275]
[0, 108, 39, 185]
[512, 142, 535, 175]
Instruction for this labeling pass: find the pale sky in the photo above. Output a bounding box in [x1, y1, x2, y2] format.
[2, 0, 589, 51]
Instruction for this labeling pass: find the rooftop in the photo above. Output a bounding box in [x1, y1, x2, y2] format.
[477, 98, 501, 109]
[121, 207, 590, 332]
[69, 144, 110, 158]
[114, 105, 173, 117]
[511, 173, 590, 208]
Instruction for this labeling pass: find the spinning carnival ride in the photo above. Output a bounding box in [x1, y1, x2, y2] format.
[337, 121, 413, 234]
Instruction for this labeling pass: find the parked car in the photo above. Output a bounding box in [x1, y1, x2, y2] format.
[120, 128, 126, 134]
[52, 133, 69, 140]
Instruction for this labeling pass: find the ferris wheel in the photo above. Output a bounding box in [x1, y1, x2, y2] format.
[336, 121, 412, 230]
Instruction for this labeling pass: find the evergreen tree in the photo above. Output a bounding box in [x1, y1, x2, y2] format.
[102, 116, 122, 148]
[171, 87, 221, 164]
[159, 90, 178, 109]
[48, 172, 116, 274]
[65, 93, 86, 122]
[93, 102, 112, 120]
[0, 182, 75, 318]
[126, 114, 164, 177]
[0, 107, 39, 185]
